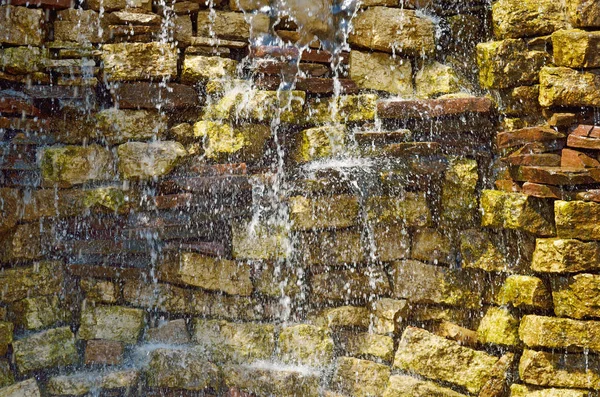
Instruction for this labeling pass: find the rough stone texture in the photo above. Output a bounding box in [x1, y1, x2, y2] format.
[519, 315, 600, 352]
[0, 261, 64, 303]
[102, 43, 178, 81]
[349, 7, 436, 56]
[510, 384, 591, 397]
[146, 348, 220, 391]
[144, 319, 191, 345]
[495, 275, 552, 310]
[0, 46, 48, 75]
[459, 230, 512, 272]
[371, 298, 408, 335]
[182, 55, 238, 83]
[0, 360, 13, 388]
[192, 319, 275, 363]
[311, 306, 371, 329]
[0, 6, 44, 46]
[0, 323, 12, 357]
[415, 62, 465, 99]
[552, 29, 600, 68]
[567, 0, 600, 27]
[411, 228, 454, 265]
[310, 266, 390, 303]
[278, 324, 334, 365]
[332, 356, 391, 397]
[80, 279, 119, 304]
[87, 0, 151, 11]
[289, 195, 359, 230]
[294, 125, 346, 163]
[13, 327, 78, 374]
[532, 238, 600, 272]
[192, 121, 271, 162]
[391, 260, 482, 308]
[197, 11, 269, 40]
[78, 305, 145, 344]
[519, 348, 600, 389]
[480, 190, 555, 236]
[223, 364, 320, 397]
[477, 307, 520, 346]
[84, 340, 124, 365]
[167, 252, 252, 296]
[339, 331, 394, 362]
[40, 145, 115, 186]
[477, 39, 549, 89]
[383, 374, 469, 397]
[393, 327, 502, 394]
[54, 9, 105, 44]
[555, 200, 600, 240]
[349, 51, 413, 96]
[539, 67, 600, 107]
[95, 109, 167, 145]
[10, 296, 67, 330]
[491, 0, 568, 39]
[296, 229, 364, 265]
[307, 94, 377, 124]
[0, 379, 41, 397]
[47, 370, 139, 396]
[117, 141, 187, 179]
[123, 282, 189, 314]
[367, 193, 431, 227]
[552, 274, 600, 319]
[232, 220, 289, 260]
[441, 157, 479, 226]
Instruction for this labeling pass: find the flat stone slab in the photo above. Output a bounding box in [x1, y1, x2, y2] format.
[497, 126, 566, 149]
[510, 166, 600, 185]
[110, 82, 201, 109]
[377, 97, 493, 119]
[519, 315, 600, 353]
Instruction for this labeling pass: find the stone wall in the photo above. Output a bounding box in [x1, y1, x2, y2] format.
[0, 0, 599, 396]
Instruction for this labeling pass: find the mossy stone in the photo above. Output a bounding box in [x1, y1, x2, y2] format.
[477, 307, 520, 346]
[278, 324, 334, 366]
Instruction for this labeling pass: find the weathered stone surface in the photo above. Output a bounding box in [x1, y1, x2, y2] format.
[41, 145, 115, 186]
[495, 275, 552, 309]
[555, 200, 600, 240]
[0, 379, 41, 397]
[0, 323, 12, 357]
[123, 282, 189, 314]
[78, 305, 145, 344]
[510, 384, 591, 397]
[13, 327, 78, 374]
[0, 47, 48, 75]
[441, 157, 479, 226]
[0, 360, 13, 388]
[552, 274, 600, 319]
[371, 298, 408, 334]
[293, 125, 346, 163]
[223, 364, 320, 397]
[567, 0, 600, 27]
[520, 315, 600, 352]
[391, 260, 482, 308]
[339, 331, 394, 362]
[480, 190, 555, 236]
[372, 224, 411, 262]
[164, 252, 252, 296]
[144, 319, 191, 345]
[496, 126, 565, 149]
[84, 340, 124, 365]
[539, 67, 600, 107]
[349, 7, 435, 56]
[0, 6, 44, 46]
[332, 356, 390, 397]
[80, 279, 119, 304]
[311, 306, 371, 329]
[289, 195, 359, 230]
[459, 229, 512, 272]
[519, 349, 600, 389]
[383, 374, 469, 397]
[87, 0, 151, 11]
[110, 82, 200, 109]
[553, 29, 600, 68]
[477, 307, 520, 346]
[393, 327, 502, 394]
[349, 51, 413, 96]
[411, 228, 454, 265]
[477, 39, 550, 89]
[306, 94, 376, 124]
[54, 9, 104, 44]
[497, 85, 542, 117]
[117, 141, 186, 179]
[296, 229, 364, 265]
[311, 267, 390, 303]
[197, 11, 269, 40]
[278, 324, 334, 366]
[0, 261, 64, 303]
[232, 220, 289, 260]
[96, 108, 167, 145]
[47, 370, 139, 396]
[146, 348, 220, 391]
[182, 55, 238, 83]
[532, 238, 600, 272]
[492, 0, 568, 39]
[415, 62, 465, 99]
[102, 43, 178, 81]
[0, 223, 43, 263]
[192, 319, 274, 363]
[367, 193, 431, 227]
[10, 296, 67, 330]
[192, 121, 270, 162]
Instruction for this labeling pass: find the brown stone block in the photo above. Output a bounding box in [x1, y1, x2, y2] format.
[510, 166, 600, 185]
[85, 340, 124, 365]
[496, 126, 565, 149]
[377, 97, 493, 120]
[568, 134, 600, 150]
[561, 148, 600, 168]
[521, 182, 570, 199]
[110, 82, 201, 110]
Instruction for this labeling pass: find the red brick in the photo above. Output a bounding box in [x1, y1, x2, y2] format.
[85, 340, 124, 365]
